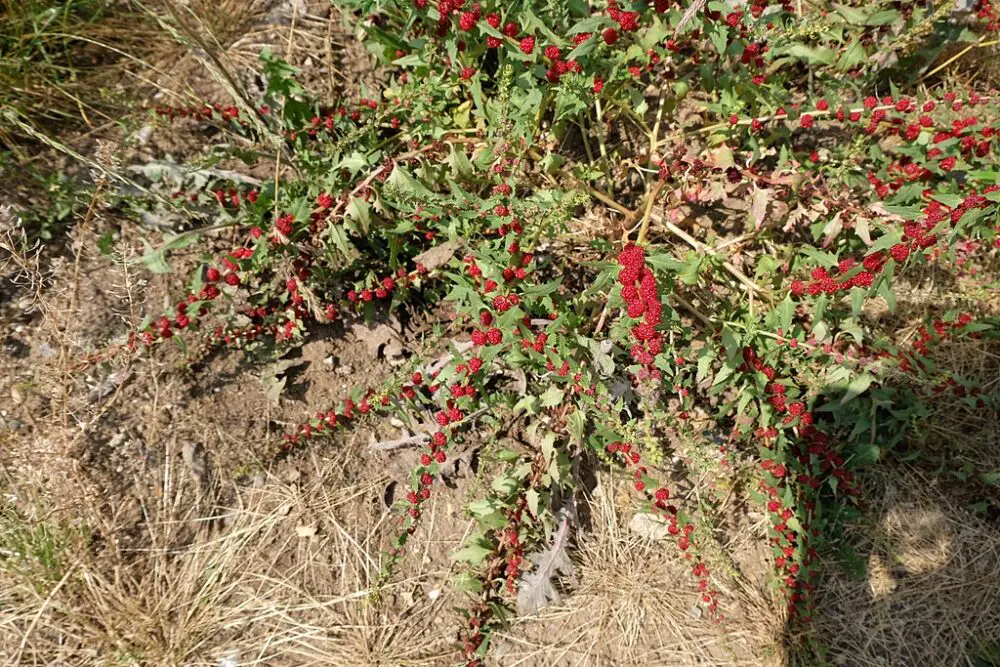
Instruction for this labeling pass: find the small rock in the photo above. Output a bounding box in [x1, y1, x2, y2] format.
[182, 442, 209, 489]
[295, 524, 317, 538]
[629, 512, 670, 541]
[0, 415, 20, 432]
[218, 648, 240, 667]
[281, 465, 302, 484]
[134, 125, 153, 145]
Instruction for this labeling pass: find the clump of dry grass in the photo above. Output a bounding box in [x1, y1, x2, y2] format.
[496, 473, 785, 666]
[138, 0, 362, 112]
[0, 449, 460, 666]
[808, 466, 1000, 667]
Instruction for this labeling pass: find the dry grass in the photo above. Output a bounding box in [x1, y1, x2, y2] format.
[0, 449, 460, 666]
[496, 472, 785, 666]
[137, 0, 365, 110]
[808, 466, 1000, 667]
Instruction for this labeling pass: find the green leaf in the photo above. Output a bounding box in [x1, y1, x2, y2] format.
[678, 253, 702, 285]
[721, 325, 741, 362]
[881, 204, 923, 219]
[868, 228, 903, 255]
[540, 386, 565, 408]
[833, 3, 869, 24]
[138, 232, 200, 274]
[392, 54, 424, 68]
[567, 409, 586, 444]
[777, 295, 795, 331]
[799, 246, 840, 268]
[567, 37, 598, 61]
[966, 170, 1000, 184]
[850, 286, 866, 318]
[782, 44, 837, 65]
[479, 22, 506, 40]
[345, 197, 371, 234]
[840, 373, 874, 405]
[713, 360, 736, 387]
[491, 475, 520, 494]
[526, 488, 540, 517]
[568, 16, 607, 34]
[852, 442, 880, 466]
[640, 17, 668, 51]
[709, 26, 728, 56]
[867, 9, 900, 25]
[452, 543, 492, 565]
[325, 224, 354, 259]
[645, 251, 685, 272]
[696, 351, 714, 384]
[97, 229, 115, 256]
[386, 165, 433, 198]
[523, 8, 563, 45]
[448, 144, 474, 179]
[513, 394, 540, 415]
[979, 471, 1000, 486]
[877, 277, 896, 313]
[522, 278, 562, 297]
[139, 240, 171, 274]
[453, 572, 484, 593]
[931, 193, 964, 208]
[837, 40, 866, 70]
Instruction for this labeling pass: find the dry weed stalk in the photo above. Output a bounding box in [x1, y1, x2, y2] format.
[0, 205, 47, 313]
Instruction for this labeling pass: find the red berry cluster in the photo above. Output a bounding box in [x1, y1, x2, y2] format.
[977, 1, 1000, 32]
[277, 393, 381, 459]
[346, 264, 428, 306]
[788, 251, 889, 298]
[617, 243, 664, 381]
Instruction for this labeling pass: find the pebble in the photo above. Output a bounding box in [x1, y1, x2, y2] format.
[629, 512, 670, 541]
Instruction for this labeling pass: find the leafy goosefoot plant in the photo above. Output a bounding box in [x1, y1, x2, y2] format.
[76, 0, 1000, 660]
